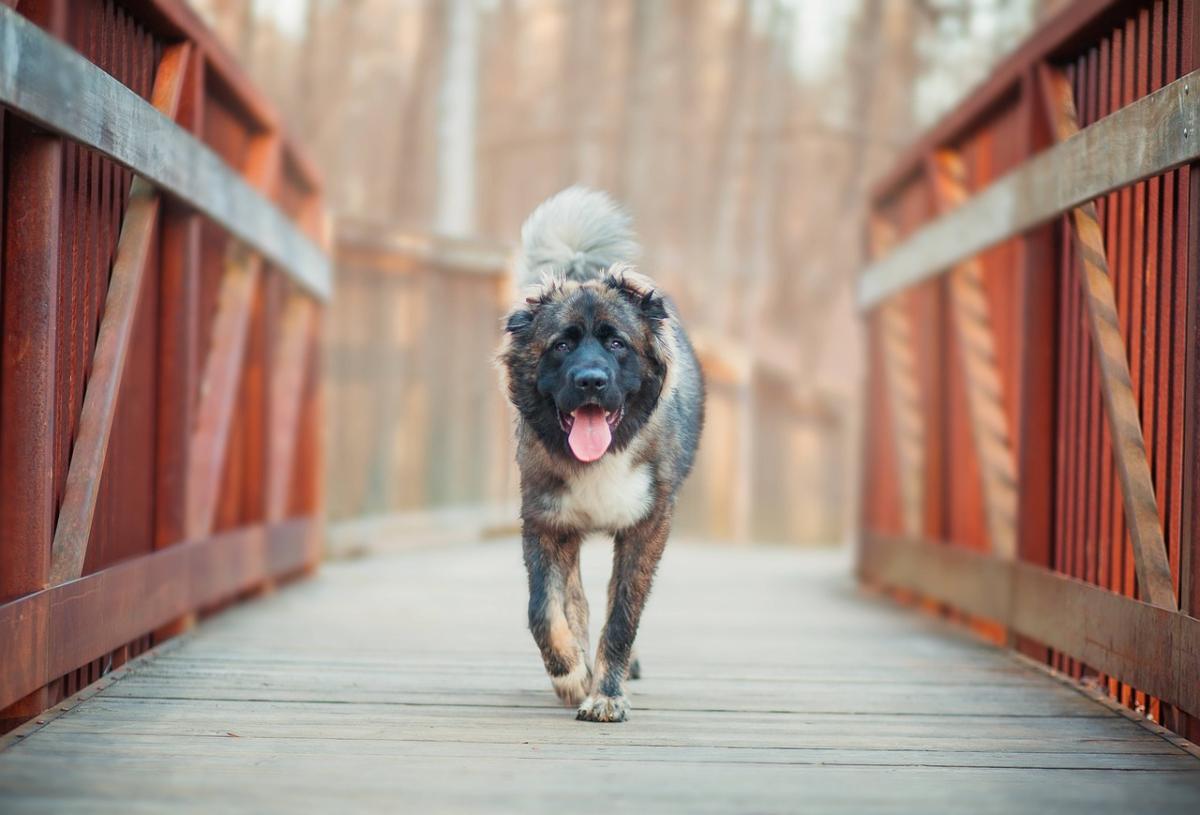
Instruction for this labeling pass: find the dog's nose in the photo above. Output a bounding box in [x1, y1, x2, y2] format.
[572, 368, 610, 393]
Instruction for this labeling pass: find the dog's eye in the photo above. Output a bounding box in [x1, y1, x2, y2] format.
[608, 338, 625, 351]
[555, 341, 571, 353]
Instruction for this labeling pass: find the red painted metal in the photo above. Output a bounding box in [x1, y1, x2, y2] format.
[0, 0, 325, 731]
[863, 0, 1200, 741]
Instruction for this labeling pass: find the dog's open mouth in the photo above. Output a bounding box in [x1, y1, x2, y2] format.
[558, 404, 623, 462]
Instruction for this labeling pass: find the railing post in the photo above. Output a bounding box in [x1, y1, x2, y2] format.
[155, 44, 205, 640]
[1013, 66, 1059, 661]
[0, 0, 66, 731]
[1179, 0, 1200, 746]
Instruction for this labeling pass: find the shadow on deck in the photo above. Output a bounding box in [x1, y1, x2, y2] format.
[2, 540, 1199, 813]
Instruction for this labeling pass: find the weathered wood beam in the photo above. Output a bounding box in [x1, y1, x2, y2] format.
[861, 534, 1014, 623]
[869, 217, 925, 538]
[1039, 64, 1176, 611]
[928, 151, 1019, 561]
[49, 43, 192, 585]
[859, 67, 1200, 309]
[0, 520, 317, 712]
[860, 533, 1200, 720]
[0, 5, 330, 299]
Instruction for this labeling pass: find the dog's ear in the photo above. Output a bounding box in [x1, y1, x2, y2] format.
[606, 266, 669, 323]
[506, 277, 564, 336]
[504, 307, 535, 336]
[638, 289, 668, 322]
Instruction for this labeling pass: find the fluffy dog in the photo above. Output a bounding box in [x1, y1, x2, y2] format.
[498, 187, 704, 722]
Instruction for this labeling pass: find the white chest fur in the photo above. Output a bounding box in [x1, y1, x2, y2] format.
[552, 448, 653, 532]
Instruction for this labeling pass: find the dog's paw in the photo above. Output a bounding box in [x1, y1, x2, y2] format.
[576, 693, 630, 723]
[628, 656, 642, 680]
[550, 662, 591, 706]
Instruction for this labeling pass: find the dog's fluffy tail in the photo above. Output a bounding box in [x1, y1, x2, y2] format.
[516, 186, 640, 287]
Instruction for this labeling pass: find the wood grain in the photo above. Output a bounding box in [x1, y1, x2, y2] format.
[49, 44, 191, 585]
[0, 5, 330, 299]
[860, 67, 1200, 309]
[0, 520, 317, 712]
[1, 542, 1197, 812]
[1039, 64, 1177, 611]
[861, 532, 1200, 719]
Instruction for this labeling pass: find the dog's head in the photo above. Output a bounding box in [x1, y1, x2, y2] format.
[500, 267, 672, 463]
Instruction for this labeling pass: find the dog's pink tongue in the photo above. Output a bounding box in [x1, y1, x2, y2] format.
[568, 405, 612, 462]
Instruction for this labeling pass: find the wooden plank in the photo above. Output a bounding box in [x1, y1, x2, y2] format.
[860, 533, 1200, 719]
[336, 226, 509, 277]
[31, 707, 1194, 757]
[0, 520, 316, 712]
[859, 66, 1200, 309]
[2, 542, 1198, 810]
[929, 151, 1019, 560]
[2, 756, 1198, 812]
[1039, 64, 1177, 610]
[48, 43, 191, 585]
[1012, 562, 1178, 702]
[861, 535, 1013, 623]
[0, 5, 331, 299]
[17, 730, 1200, 771]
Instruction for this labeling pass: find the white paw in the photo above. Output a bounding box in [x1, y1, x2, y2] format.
[550, 662, 591, 706]
[576, 693, 630, 723]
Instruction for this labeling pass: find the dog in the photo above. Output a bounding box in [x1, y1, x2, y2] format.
[498, 187, 704, 722]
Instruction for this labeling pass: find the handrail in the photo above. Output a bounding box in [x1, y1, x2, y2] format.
[859, 68, 1200, 310]
[0, 6, 332, 300]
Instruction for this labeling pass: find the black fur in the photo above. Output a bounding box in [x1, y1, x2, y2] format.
[504, 282, 670, 462]
[499, 188, 704, 723]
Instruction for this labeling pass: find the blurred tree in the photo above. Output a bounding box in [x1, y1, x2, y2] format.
[186, 0, 1055, 408]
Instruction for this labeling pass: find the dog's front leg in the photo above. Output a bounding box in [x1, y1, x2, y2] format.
[523, 523, 591, 705]
[577, 507, 671, 723]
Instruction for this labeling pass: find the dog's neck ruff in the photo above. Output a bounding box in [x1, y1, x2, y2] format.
[546, 444, 654, 532]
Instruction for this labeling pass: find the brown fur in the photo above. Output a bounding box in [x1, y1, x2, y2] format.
[501, 194, 704, 723]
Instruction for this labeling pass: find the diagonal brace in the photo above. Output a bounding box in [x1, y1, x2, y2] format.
[1038, 64, 1176, 611]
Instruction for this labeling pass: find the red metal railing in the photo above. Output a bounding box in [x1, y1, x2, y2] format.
[0, 0, 328, 731]
[859, 0, 1200, 743]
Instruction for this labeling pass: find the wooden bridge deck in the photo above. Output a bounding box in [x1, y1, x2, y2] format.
[2, 540, 1199, 813]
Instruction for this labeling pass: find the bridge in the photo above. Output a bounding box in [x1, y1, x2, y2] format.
[1, 0, 1199, 812]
